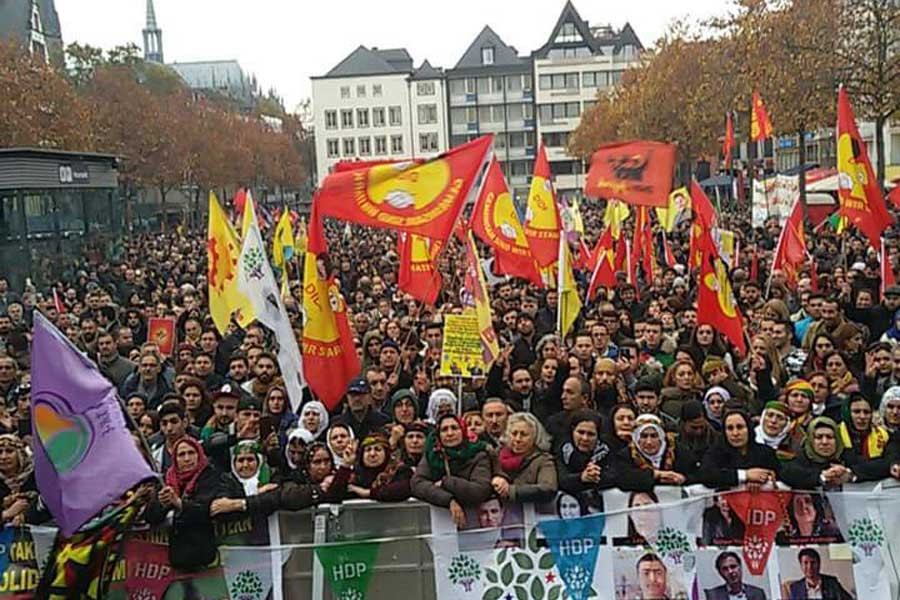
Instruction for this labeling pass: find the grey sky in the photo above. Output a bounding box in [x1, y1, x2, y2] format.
[55, 0, 728, 110]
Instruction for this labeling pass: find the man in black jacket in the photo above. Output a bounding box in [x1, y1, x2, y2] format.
[332, 377, 391, 440]
[786, 548, 852, 600]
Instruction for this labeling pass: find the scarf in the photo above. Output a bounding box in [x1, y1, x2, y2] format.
[838, 421, 889, 459]
[802, 417, 845, 464]
[302, 442, 332, 482]
[0, 435, 32, 495]
[326, 425, 356, 468]
[498, 447, 527, 474]
[424, 416, 486, 479]
[355, 435, 404, 489]
[703, 386, 731, 427]
[630, 415, 671, 470]
[164, 437, 209, 497]
[879, 387, 900, 432]
[831, 371, 855, 394]
[754, 403, 791, 449]
[300, 401, 330, 440]
[231, 440, 271, 496]
[883, 309, 900, 341]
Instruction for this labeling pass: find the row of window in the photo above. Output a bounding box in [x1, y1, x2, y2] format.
[339, 81, 436, 100]
[538, 70, 625, 91]
[325, 104, 439, 130]
[449, 103, 535, 125]
[326, 133, 440, 159]
[448, 74, 534, 97]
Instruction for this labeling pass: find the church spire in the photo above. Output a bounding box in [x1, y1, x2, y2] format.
[143, 0, 164, 63]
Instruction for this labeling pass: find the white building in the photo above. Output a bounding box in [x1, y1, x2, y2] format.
[533, 1, 643, 198]
[311, 46, 448, 180]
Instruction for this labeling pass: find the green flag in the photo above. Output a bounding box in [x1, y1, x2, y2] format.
[316, 541, 381, 600]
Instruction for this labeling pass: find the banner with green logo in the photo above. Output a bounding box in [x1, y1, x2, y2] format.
[316, 541, 381, 600]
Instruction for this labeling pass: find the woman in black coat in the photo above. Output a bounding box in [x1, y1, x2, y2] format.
[557, 410, 618, 498]
[699, 409, 779, 489]
[618, 413, 697, 492]
[144, 437, 226, 572]
[0, 434, 38, 525]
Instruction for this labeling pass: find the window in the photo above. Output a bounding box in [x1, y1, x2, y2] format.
[507, 76, 522, 92]
[417, 81, 435, 96]
[373, 84, 383, 97]
[359, 137, 372, 156]
[555, 22, 582, 43]
[509, 132, 525, 148]
[566, 102, 580, 118]
[539, 104, 553, 124]
[450, 79, 466, 95]
[478, 106, 492, 123]
[583, 99, 597, 111]
[465, 78, 477, 94]
[326, 139, 339, 158]
[507, 104, 523, 121]
[491, 76, 504, 93]
[417, 104, 438, 125]
[566, 73, 579, 89]
[341, 109, 353, 129]
[492, 105, 505, 122]
[389, 106, 402, 126]
[374, 136, 387, 155]
[539, 75, 552, 90]
[325, 110, 338, 129]
[477, 77, 490, 94]
[466, 106, 477, 122]
[391, 135, 404, 154]
[340, 86, 350, 99]
[450, 107, 467, 125]
[494, 133, 507, 149]
[342, 138, 355, 156]
[523, 103, 533, 119]
[611, 71, 624, 85]
[621, 45, 637, 60]
[357, 85, 366, 97]
[481, 47, 495, 65]
[543, 132, 569, 147]
[419, 132, 439, 153]
[523, 74, 532, 90]
[372, 107, 385, 127]
[357, 108, 369, 128]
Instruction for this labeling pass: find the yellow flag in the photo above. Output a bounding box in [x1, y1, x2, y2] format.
[272, 208, 295, 274]
[241, 190, 258, 241]
[464, 232, 500, 366]
[603, 199, 631, 239]
[557, 238, 582, 336]
[295, 216, 308, 255]
[207, 192, 256, 334]
[570, 197, 585, 235]
[656, 187, 691, 233]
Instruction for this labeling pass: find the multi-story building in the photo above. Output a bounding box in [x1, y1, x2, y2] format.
[445, 26, 536, 201]
[533, 1, 642, 199]
[311, 46, 447, 179]
[0, 0, 63, 65]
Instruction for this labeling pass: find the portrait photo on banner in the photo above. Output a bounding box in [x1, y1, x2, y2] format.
[695, 547, 771, 600]
[612, 546, 689, 600]
[606, 487, 683, 546]
[701, 494, 746, 547]
[776, 492, 844, 546]
[776, 545, 856, 600]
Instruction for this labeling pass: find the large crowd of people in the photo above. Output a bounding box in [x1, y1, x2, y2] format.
[2, 198, 900, 572]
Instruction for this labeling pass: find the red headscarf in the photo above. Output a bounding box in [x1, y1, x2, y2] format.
[164, 437, 209, 497]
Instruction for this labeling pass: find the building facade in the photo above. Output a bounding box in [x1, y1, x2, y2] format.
[312, 46, 448, 178]
[532, 1, 642, 199]
[445, 26, 536, 201]
[0, 0, 64, 65]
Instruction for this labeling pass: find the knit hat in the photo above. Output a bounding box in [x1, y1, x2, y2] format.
[784, 378, 815, 399]
[595, 358, 617, 374]
[763, 400, 790, 416]
[701, 356, 728, 378]
[389, 388, 419, 415]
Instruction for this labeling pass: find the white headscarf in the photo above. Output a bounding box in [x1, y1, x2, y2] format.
[231, 440, 268, 496]
[325, 424, 356, 468]
[300, 401, 330, 440]
[879, 386, 900, 432]
[754, 405, 791, 448]
[284, 428, 314, 470]
[631, 414, 667, 468]
[426, 389, 457, 423]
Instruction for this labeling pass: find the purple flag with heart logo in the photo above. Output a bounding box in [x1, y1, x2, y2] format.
[30, 312, 156, 536]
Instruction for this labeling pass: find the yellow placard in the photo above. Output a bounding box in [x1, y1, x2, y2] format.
[439, 313, 487, 378]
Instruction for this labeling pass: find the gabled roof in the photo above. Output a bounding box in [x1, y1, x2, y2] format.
[453, 25, 524, 69]
[319, 46, 415, 78]
[533, 0, 600, 58]
[616, 22, 644, 51]
[410, 59, 443, 81]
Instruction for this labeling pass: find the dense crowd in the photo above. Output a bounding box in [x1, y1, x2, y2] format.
[1, 199, 900, 572]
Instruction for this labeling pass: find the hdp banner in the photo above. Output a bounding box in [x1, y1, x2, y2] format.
[829, 490, 892, 598]
[726, 490, 790, 576]
[316, 541, 380, 600]
[537, 514, 604, 600]
[585, 141, 676, 208]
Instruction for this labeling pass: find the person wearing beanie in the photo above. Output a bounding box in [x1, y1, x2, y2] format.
[678, 399, 722, 472]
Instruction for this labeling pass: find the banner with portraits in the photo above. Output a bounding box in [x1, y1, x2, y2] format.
[431, 484, 900, 600]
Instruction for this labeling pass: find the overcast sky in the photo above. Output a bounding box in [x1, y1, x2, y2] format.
[55, 0, 728, 110]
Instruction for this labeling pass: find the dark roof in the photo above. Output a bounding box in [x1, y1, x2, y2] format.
[0, 147, 118, 160]
[533, 1, 643, 58]
[318, 45, 415, 78]
[616, 22, 643, 51]
[0, 0, 62, 43]
[410, 59, 443, 81]
[453, 25, 524, 69]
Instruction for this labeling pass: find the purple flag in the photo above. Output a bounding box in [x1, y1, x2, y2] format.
[30, 312, 156, 536]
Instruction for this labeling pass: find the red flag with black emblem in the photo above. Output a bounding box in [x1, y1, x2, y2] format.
[697, 231, 746, 355]
[316, 135, 492, 242]
[397, 232, 443, 306]
[584, 140, 676, 208]
[470, 157, 542, 285]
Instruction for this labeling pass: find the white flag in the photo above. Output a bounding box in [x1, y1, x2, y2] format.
[238, 196, 305, 412]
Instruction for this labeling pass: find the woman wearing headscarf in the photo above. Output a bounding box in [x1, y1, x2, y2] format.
[878, 386, 900, 433]
[264, 386, 298, 446]
[700, 410, 779, 489]
[603, 404, 636, 454]
[299, 401, 329, 443]
[780, 417, 887, 489]
[823, 351, 860, 404]
[361, 330, 384, 369]
[281, 428, 310, 481]
[490, 413, 557, 504]
[782, 379, 817, 457]
[621, 414, 694, 491]
[411, 414, 492, 527]
[326, 423, 356, 468]
[878, 308, 900, 344]
[557, 410, 619, 499]
[399, 421, 429, 470]
[348, 432, 412, 502]
[226, 440, 275, 497]
[754, 401, 794, 462]
[0, 435, 36, 525]
[144, 437, 225, 571]
[838, 394, 893, 471]
[702, 386, 730, 432]
[426, 389, 457, 424]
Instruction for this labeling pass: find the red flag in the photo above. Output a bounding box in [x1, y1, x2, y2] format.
[614, 232, 628, 274]
[587, 227, 617, 301]
[888, 185, 900, 209]
[837, 87, 893, 248]
[771, 199, 809, 289]
[52, 287, 65, 314]
[751, 91, 773, 141]
[147, 317, 176, 356]
[749, 248, 759, 282]
[698, 232, 746, 355]
[688, 181, 718, 271]
[470, 157, 542, 285]
[727, 491, 791, 576]
[397, 233, 443, 306]
[882, 237, 896, 300]
[723, 112, 735, 169]
[631, 207, 656, 282]
[659, 231, 676, 268]
[316, 135, 492, 242]
[524, 144, 562, 268]
[584, 141, 676, 207]
[233, 188, 247, 216]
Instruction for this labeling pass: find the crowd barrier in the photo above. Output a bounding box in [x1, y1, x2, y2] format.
[2, 480, 900, 599]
